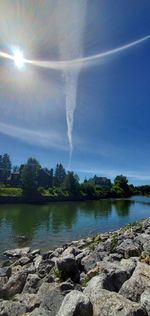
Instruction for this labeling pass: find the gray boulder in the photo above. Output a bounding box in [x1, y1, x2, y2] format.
[4, 247, 30, 258]
[84, 274, 115, 294]
[104, 258, 137, 291]
[37, 259, 54, 278]
[119, 262, 150, 302]
[135, 233, 150, 246]
[22, 273, 40, 294]
[141, 288, 150, 315]
[116, 239, 141, 258]
[40, 283, 65, 315]
[57, 290, 93, 316]
[33, 255, 43, 270]
[33, 282, 50, 307]
[0, 271, 27, 299]
[31, 249, 40, 256]
[86, 288, 147, 316]
[85, 258, 137, 292]
[57, 256, 80, 282]
[81, 252, 101, 273]
[0, 266, 11, 278]
[13, 293, 38, 312]
[18, 256, 31, 266]
[0, 300, 26, 316]
[27, 307, 51, 315]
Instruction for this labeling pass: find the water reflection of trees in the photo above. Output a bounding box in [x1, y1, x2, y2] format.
[78, 200, 112, 218]
[0, 204, 50, 246]
[0, 199, 135, 249]
[112, 199, 134, 217]
[0, 203, 78, 245]
[47, 203, 78, 233]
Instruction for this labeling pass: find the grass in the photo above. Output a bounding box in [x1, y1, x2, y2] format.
[89, 243, 96, 252]
[121, 220, 143, 233]
[49, 268, 63, 282]
[80, 275, 91, 288]
[0, 187, 22, 197]
[110, 232, 119, 252]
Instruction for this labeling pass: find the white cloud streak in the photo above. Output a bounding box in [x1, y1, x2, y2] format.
[0, 122, 67, 151]
[1, 34, 149, 70]
[76, 168, 150, 181]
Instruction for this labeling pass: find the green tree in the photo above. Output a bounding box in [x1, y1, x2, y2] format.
[63, 171, 80, 194]
[80, 181, 96, 197]
[49, 168, 54, 187]
[112, 175, 131, 197]
[38, 168, 51, 188]
[0, 155, 3, 185]
[21, 158, 41, 196]
[54, 164, 66, 187]
[1, 154, 11, 185]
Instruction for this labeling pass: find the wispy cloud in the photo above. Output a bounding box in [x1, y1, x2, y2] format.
[0, 122, 67, 151]
[76, 168, 150, 181]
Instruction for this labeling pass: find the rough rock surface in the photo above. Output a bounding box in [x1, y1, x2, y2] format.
[57, 290, 93, 316]
[119, 262, 150, 302]
[0, 217, 150, 315]
[86, 288, 147, 316]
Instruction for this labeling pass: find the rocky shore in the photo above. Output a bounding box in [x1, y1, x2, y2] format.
[0, 218, 150, 316]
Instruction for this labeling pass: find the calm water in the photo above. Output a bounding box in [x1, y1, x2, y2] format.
[0, 196, 150, 260]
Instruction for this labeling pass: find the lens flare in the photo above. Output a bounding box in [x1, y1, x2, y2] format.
[13, 48, 24, 69]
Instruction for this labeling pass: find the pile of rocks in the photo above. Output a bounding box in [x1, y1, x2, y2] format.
[0, 218, 150, 315]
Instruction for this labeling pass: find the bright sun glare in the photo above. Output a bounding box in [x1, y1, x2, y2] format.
[13, 49, 25, 69]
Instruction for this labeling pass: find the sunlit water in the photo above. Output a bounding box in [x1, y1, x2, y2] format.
[0, 196, 150, 261]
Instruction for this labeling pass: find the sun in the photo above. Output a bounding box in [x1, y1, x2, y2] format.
[13, 48, 25, 69]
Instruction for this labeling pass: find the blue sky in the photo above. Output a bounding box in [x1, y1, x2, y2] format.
[0, 0, 150, 184]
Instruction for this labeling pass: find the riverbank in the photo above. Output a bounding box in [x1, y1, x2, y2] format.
[0, 218, 150, 315]
[0, 195, 100, 204]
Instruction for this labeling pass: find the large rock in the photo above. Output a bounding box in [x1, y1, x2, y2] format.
[33, 282, 50, 307]
[4, 247, 30, 258]
[0, 300, 26, 316]
[57, 256, 80, 282]
[0, 271, 27, 299]
[33, 255, 43, 270]
[27, 307, 51, 315]
[62, 246, 79, 257]
[81, 252, 101, 273]
[86, 288, 147, 316]
[119, 262, 150, 302]
[18, 256, 31, 266]
[84, 274, 115, 295]
[13, 293, 38, 312]
[111, 258, 137, 291]
[22, 273, 40, 294]
[40, 283, 65, 315]
[57, 290, 93, 316]
[36, 259, 54, 278]
[134, 234, 150, 249]
[141, 288, 150, 315]
[99, 258, 137, 291]
[116, 239, 141, 258]
[85, 258, 136, 292]
[0, 266, 11, 278]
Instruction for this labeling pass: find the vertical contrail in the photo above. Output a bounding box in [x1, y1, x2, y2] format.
[58, 0, 87, 168]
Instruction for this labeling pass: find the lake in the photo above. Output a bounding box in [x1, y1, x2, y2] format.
[0, 195, 150, 261]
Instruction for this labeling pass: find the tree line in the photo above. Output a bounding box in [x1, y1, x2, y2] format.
[0, 153, 148, 199]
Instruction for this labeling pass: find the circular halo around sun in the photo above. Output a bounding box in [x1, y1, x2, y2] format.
[13, 48, 25, 69]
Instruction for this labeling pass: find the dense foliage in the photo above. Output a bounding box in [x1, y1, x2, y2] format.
[0, 153, 149, 200]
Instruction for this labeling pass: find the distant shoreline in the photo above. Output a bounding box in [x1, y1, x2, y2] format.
[0, 194, 133, 205]
[0, 195, 100, 205]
